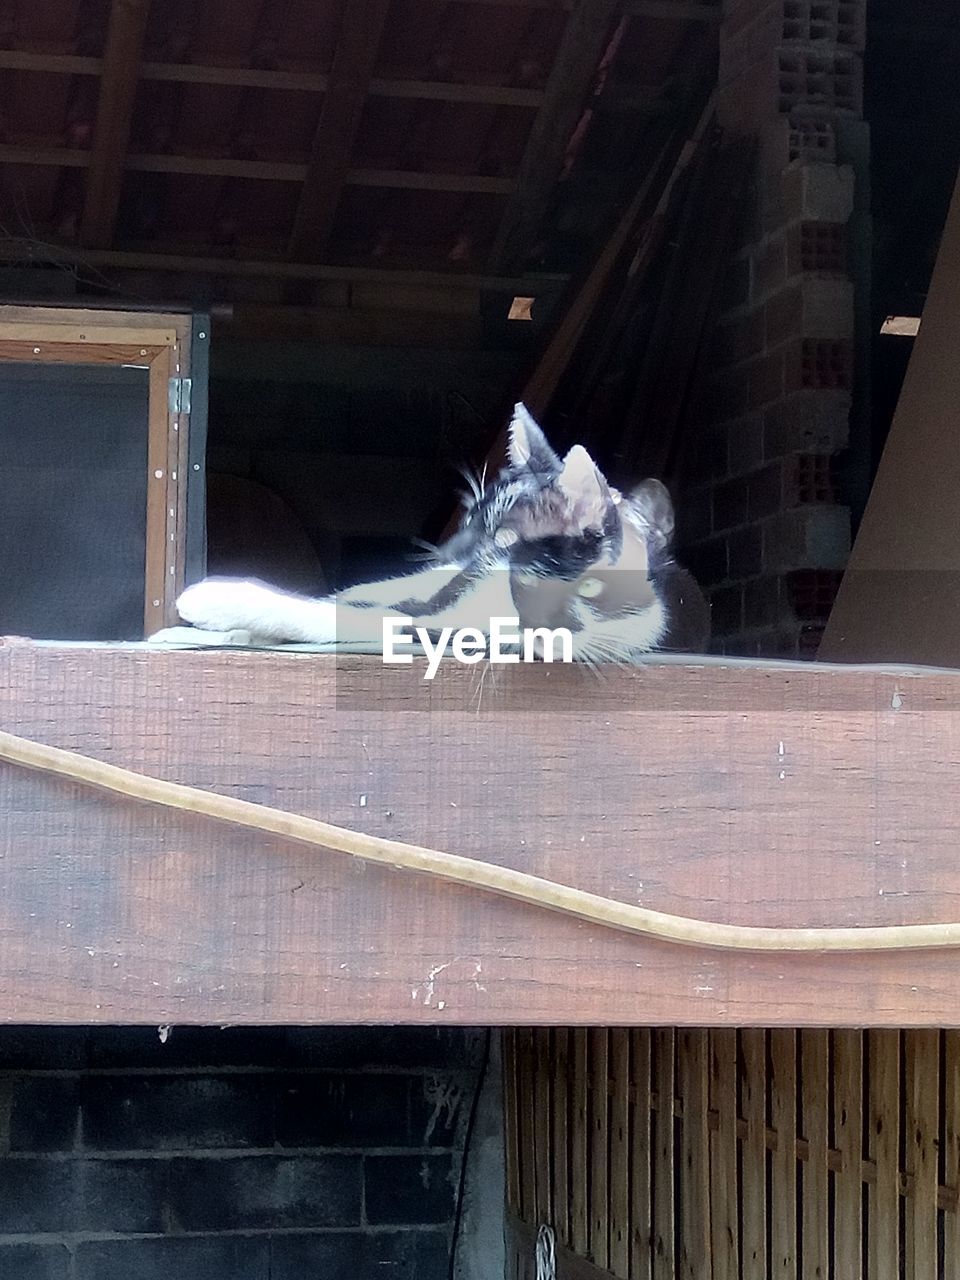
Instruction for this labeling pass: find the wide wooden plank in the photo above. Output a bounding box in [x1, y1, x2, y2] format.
[820, 167, 960, 665]
[678, 1028, 711, 1280]
[708, 1030, 738, 1280]
[5, 647, 960, 1023]
[904, 1030, 939, 1280]
[801, 1031, 829, 1280]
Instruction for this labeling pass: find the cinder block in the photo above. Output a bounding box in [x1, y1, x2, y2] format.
[727, 524, 764, 578]
[365, 1153, 457, 1225]
[270, 1231, 449, 1280]
[81, 1074, 274, 1151]
[0, 1244, 71, 1280]
[276, 1074, 415, 1148]
[782, 162, 855, 223]
[763, 389, 850, 456]
[78, 1159, 167, 1233]
[709, 585, 745, 634]
[726, 413, 766, 475]
[75, 1237, 270, 1280]
[0, 1159, 76, 1233]
[761, 505, 850, 572]
[776, 48, 863, 114]
[10, 1077, 79, 1152]
[168, 1154, 363, 1230]
[780, 0, 866, 51]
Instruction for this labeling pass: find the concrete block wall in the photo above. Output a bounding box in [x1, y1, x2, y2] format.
[679, 0, 865, 657]
[0, 1026, 487, 1280]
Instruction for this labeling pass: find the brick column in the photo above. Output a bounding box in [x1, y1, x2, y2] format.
[680, 0, 865, 657]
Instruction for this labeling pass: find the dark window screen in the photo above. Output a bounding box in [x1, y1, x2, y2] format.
[0, 362, 151, 640]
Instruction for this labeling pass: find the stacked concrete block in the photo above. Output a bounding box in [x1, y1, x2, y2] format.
[680, 0, 865, 656]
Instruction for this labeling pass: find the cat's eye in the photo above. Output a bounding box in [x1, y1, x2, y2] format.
[494, 528, 518, 548]
[578, 577, 604, 598]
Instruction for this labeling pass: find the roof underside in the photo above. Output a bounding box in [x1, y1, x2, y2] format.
[0, 0, 718, 297]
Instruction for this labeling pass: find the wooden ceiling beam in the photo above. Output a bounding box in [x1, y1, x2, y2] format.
[0, 144, 515, 193]
[487, 0, 625, 273]
[79, 0, 152, 248]
[0, 50, 544, 107]
[454, 0, 720, 20]
[0, 238, 567, 293]
[287, 0, 392, 262]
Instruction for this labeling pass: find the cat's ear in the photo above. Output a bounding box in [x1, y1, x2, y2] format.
[507, 403, 562, 475]
[558, 444, 611, 529]
[628, 478, 675, 551]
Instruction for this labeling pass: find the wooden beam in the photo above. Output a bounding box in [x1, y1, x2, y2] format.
[820, 166, 960, 665]
[456, 0, 720, 18]
[0, 237, 566, 293]
[288, 0, 392, 262]
[80, 0, 151, 248]
[0, 49, 546, 106]
[4, 645, 960, 1025]
[0, 143, 515, 193]
[488, 0, 625, 272]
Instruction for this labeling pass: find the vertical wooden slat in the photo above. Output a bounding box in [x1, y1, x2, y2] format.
[518, 1028, 538, 1224]
[504, 1028, 522, 1216]
[534, 1027, 554, 1227]
[770, 1029, 798, 1280]
[653, 1028, 676, 1280]
[904, 1030, 939, 1280]
[679, 1028, 712, 1280]
[610, 1029, 632, 1278]
[145, 347, 175, 635]
[944, 1031, 960, 1278]
[867, 1030, 900, 1280]
[833, 1030, 864, 1280]
[571, 1028, 590, 1256]
[801, 1030, 829, 1280]
[552, 1028, 571, 1247]
[631, 1028, 653, 1280]
[709, 1030, 739, 1280]
[591, 1028, 611, 1270]
[742, 1029, 768, 1280]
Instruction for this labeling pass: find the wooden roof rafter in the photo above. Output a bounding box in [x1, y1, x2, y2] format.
[79, 0, 151, 248]
[287, 0, 392, 263]
[488, 0, 626, 273]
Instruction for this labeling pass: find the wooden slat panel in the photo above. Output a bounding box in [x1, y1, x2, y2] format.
[679, 1028, 711, 1280]
[653, 1029, 676, 1280]
[801, 1030, 829, 1280]
[518, 1029, 538, 1223]
[904, 1030, 939, 1280]
[631, 1029, 653, 1280]
[504, 1028, 522, 1214]
[571, 1029, 590, 1255]
[867, 1030, 900, 1280]
[709, 1030, 739, 1280]
[610, 1029, 632, 1278]
[741, 1029, 767, 1280]
[833, 1030, 864, 1280]
[535, 1026, 554, 1226]
[553, 1028, 572, 1247]
[770, 1029, 798, 1280]
[945, 1032, 960, 1277]
[590, 1028, 611, 1269]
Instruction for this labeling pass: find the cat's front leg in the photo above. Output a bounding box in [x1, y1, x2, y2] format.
[173, 579, 338, 644]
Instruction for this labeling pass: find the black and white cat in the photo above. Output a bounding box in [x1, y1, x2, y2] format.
[151, 406, 710, 660]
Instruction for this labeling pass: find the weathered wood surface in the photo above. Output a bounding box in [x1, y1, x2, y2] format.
[2, 643, 960, 1025]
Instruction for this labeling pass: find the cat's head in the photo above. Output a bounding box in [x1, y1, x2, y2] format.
[440, 406, 685, 652]
[441, 403, 626, 576]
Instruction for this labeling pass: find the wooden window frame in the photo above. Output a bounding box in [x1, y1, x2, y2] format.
[0, 305, 198, 636]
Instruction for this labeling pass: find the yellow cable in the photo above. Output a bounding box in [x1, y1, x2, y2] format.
[0, 726, 955, 953]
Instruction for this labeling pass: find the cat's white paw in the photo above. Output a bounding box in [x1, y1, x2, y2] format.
[177, 580, 280, 635]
